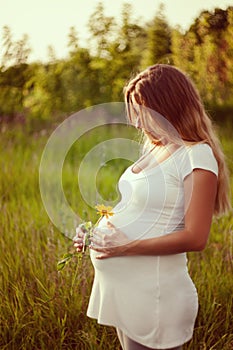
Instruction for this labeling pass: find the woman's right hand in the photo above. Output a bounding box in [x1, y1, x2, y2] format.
[73, 226, 85, 252]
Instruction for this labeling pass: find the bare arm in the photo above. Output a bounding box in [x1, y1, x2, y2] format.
[90, 169, 217, 258]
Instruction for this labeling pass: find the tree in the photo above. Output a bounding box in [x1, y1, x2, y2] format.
[23, 61, 64, 120]
[0, 26, 32, 118]
[107, 3, 146, 101]
[1, 25, 14, 69]
[142, 3, 171, 67]
[47, 45, 57, 63]
[67, 26, 79, 56]
[63, 47, 96, 109]
[1, 26, 31, 69]
[216, 6, 233, 105]
[87, 2, 116, 59]
[14, 34, 31, 65]
[171, 27, 198, 74]
[172, 6, 233, 107]
[171, 26, 184, 68]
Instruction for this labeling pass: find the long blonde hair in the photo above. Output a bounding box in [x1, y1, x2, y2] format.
[124, 64, 231, 215]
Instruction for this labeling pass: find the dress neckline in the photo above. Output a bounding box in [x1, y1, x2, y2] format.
[130, 145, 185, 175]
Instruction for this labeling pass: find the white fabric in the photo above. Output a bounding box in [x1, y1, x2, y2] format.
[87, 143, 218, 349]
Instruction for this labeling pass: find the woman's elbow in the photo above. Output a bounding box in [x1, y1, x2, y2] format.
[193, 241, 207, 252]
[185, 229, 209, 252]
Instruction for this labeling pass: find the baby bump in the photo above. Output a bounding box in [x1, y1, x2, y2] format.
[90, 250, 161, 291]
[97, 212, 166, 242]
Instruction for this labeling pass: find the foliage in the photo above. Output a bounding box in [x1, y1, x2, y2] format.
[0, 4, 233, 125]
[142, 3, 171, 67]
[171, 6, 233, 106]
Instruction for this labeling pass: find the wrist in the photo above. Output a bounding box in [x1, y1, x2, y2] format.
[121, 239, 140, 256]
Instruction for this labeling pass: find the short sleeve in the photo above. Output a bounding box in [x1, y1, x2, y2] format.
[180, 143, 218, 181]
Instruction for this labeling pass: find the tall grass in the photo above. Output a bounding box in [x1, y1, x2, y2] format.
[0, 122, 232, 349]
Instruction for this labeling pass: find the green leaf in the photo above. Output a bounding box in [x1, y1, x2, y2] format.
[57, 253, 74, 271]
[84, 221, 93, 230]
[62, 253, 73, 259]
[80, 221, 93, 232]
[57, 261, 66, 271]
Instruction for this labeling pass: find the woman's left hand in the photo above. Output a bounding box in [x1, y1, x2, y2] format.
[90, 222, 131, 259]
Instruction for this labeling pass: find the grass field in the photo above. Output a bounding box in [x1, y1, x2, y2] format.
[0, 120, 232, 350]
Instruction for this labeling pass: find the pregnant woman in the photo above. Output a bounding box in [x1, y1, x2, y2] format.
[74, 64, 230, 350]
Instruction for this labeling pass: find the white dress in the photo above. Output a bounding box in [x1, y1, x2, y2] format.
[87, 143, 218, 349]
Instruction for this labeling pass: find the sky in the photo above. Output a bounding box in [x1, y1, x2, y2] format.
[0, 0, 232, 62]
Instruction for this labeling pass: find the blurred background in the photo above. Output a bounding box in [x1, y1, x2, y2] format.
[0, 1, 233, 127]
[0, 1, 232, 349]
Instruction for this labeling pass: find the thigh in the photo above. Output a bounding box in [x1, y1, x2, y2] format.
[116, 328, 182, 350]
[121, 334, 153, 350]
[116, 328, 125, 349]
[124, 340, 182, 350]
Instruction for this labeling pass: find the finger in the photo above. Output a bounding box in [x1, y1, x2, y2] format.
[73, 229, 84, 241]
[90, 245, 103, 252]
[89, 242, 110, 251]
[74, 241, 83, 253]
[73, 241, 83, 247]
[75, 246, 83, 252]
[73, 236, 83, 243]
[90, 236, 104, 248]
[73, 236, 84, 243]
[94, 247, 112, 258]
[96, 254, 108, 259]
[107, 222, 117, 234]
[93, 227, 105, 236]
[77, 227, 85, 236]
[92, 229, 107, 243]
